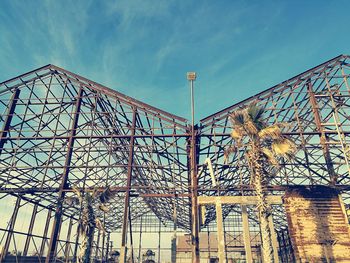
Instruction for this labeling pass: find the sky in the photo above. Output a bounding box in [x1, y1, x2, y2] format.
[1, 0, 350, 122]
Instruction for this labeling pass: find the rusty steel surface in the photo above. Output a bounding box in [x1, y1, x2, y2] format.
[284, 186, 350, 261]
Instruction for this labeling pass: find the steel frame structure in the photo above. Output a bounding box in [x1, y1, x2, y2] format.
[1, 54, 350, 262]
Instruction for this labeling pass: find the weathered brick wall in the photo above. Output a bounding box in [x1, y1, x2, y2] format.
[284, 186, 350, 262]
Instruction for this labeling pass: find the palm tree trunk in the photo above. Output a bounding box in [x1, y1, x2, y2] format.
[79, 202, 96, 263]
[250, 148, 275, 262]
[80, 226, 95, 263]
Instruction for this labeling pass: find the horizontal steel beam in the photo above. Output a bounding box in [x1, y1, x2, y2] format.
[198, 195, 283, 205]
[2, 184, 350, 194]
[0, 133, 192, 141]
[2, 131, 350, 143]
[0, 187, 191, 197]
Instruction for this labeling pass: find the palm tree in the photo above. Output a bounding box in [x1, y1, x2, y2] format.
[225, 104, 296, 262]
[73, 187, 113, 263]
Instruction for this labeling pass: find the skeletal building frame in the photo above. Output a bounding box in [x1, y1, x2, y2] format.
[0, 54, 350, 262]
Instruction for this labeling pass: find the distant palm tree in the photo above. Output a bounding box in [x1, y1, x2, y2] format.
[226, 104, 296, 262]
[73, 187, 113, 263]
[143, 249, 156, 263]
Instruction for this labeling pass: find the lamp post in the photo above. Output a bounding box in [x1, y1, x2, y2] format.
[187, 72, 196, 131]
[187, 72, 200, 263]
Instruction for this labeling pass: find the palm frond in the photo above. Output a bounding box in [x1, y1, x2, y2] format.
[65, 196, 79, 206]
[92, 188, 100, 198]
[247, 104, 264, 123]
[230, 111, 245, 127]
[72, 187, 82, 203]
[231, 128, 244, 140]
[245, 120, 259, 135]
[272, 138, 296, 160]
[95, 218, 106, 233]
[258, 125, 283, 140]
[223, 146, 237, 164]
[99, 187, 113, 203]
[98, 204, 110, 212]
[246, 104, 266, 132]
[261, 147, 279, 167]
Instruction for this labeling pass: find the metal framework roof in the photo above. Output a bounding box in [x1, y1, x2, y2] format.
[1, 55, 350, 234]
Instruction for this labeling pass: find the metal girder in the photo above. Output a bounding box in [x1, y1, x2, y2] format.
[120, 109, 136, 263]
[198, 195, 283, 205]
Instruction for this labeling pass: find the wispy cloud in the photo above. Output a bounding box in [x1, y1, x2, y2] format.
[0, 0, 350, 120]
[106, 0, 174, 27]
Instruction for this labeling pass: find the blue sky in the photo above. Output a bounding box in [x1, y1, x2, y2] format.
[1, 0, 350, 121]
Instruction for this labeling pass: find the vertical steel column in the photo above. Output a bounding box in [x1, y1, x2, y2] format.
[241, 205, 253, 263]
[105, 233, 111, 261]
[215, 201, 225, 263]
[23, 204, 38, 256]
[277, 232, 286, 262]
[189, 125, 200, 263]
[40, 210, 52, 258]
[64, 218, 73, 260]
[138, 215, 143, 262]
[101, 231, 106, 261]
[207, 225, 211, 260]
[0, 89, 20, 155]
[158, 219, 161, 263]
[95, 229, 101, 260]
[307, 81, 336, 184]
[72, 221, 81, 261]
[0, 196, 21, 262]
[120, 109, 137, 263]
[100, 212, 106, 261]
[280, 232, 287, 261]
[110, 241, 113, 261]
[128, 205, 135, 263]
[46, 87, 83, 263]
[171, 224, 177, 263]
[171, 206, 177, 263]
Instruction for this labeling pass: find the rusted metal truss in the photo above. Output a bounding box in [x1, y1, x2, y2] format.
[1, 55, 350, 260]
[198, 54, 350, 226]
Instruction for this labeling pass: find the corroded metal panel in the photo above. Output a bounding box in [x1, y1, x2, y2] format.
[284, 186, 350, 262]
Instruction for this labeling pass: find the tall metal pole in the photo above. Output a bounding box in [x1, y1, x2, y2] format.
[189, 73, 195, 130]
[158, 219, 161, 263]
[138, 215, 143, 262]
[101, 214, 106, 261]
[187, 72, 200, 263]
[105, 233, 111, 262]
